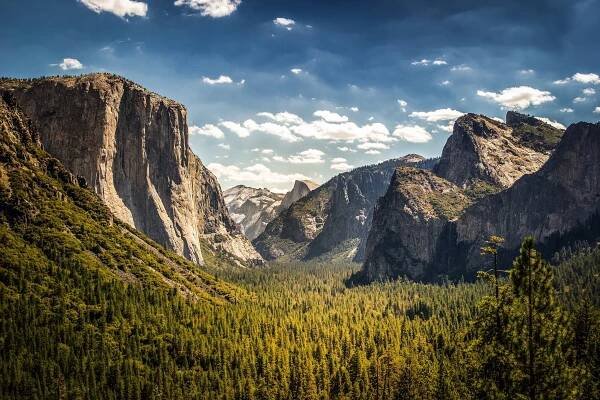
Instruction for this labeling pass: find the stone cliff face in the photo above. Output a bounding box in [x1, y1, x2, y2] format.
[253, 155, 432, 262]
[433, 113, 560, 190]
[0, 74, 262, 266]
[279, 180, 319, 211]
[453, 121, 600, 273]
[357, 112, 576, 283]
[359, 167, 471, 282]
[224, 185, 284, 241]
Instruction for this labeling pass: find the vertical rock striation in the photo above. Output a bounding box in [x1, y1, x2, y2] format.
[0, 74, 262, 266]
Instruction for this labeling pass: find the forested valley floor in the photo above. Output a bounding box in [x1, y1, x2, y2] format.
[1, 238, 599, 400]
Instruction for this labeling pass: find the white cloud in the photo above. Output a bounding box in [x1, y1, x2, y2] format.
[536, 117, 566, 130]
[409, 108, 464, 122]
[440, 80, 451, 86]
[573, 97, 587, 103]
[553, 73, 600, 86]
[331, 157, 347, 163]
[257, 111, 304, 125]
[54, 58, 84, 70]
[337, 146, 356, 153]
[331, 161, 353, 171]
[583, 88, 596, 96]
[392, 125, 433, 143]
[436, 121, 455, 133]
[290, 68, 303, 75]
[79, 0, 147, 17]
[274, 17, 295, 28]
[477, 86, 555, 109]
[314, 110, 349, 123]
[432, 59, 447, 65]
[397, 99, 408, 112]
[411, 59, 430, 66]
[220, 121, 250, 138]
[350, 107, 359, 112]
[242, 119, 301, 142]
[218, 143, 231, 150]
[174, 0, 241, 18]
[594, 107, 600, 114]
[519, 69, 535, 74]
[281, 149, 325, 164]
[451, 64, 472, 72]
[365, 150, 380, 155]
[189, 124, 225, 139]
[357, 142, 389, 150]
[202, 75, 234, 85]
[560, 108, 574, 113]
[208, 163, 309, 187]
[491, 117, 505, 123]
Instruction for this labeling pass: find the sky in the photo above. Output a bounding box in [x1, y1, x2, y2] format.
[1, 0, 600, 192]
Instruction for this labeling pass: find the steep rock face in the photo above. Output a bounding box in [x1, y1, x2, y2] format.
[433, 113, 562, 190]
[279, 180, 319, 211]
[224, 185, 284, 241]
[453, 121, 600, 273]
[0, 74, 262, 266]
[358, 167, 472, 282]
[253, 155, 432, 262]
[356, 113, 570, 281]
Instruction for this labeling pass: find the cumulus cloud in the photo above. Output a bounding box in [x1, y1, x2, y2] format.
[331, 160, 353, 171]
[174, 0, 241, 18]
[477, 86, 555, 109]
[290, 68, 303, 75]
[202, 75, 234, 85]
[337, 146, 356, 153]
[189, 124, 225, 139]
[520, 69, 535, 74]
[440, 80, 451, 86]
[257, 111, 304, 125]
[411, 59, 446, 66]
[365, 150, 381, 155]
[535, 117, 566, 130]
[350, 107, 359, 112]
[554, 72, 600, 86]
[392, 125, 433, 143]
[276, 149, 325, 164]
[274, 17, 295, 29]
[594, 107, 600, 114]
[208, 163, 310, 188]
[411, 59, 430, 66]
[314, 110, 349, 123]
[583, 88, 596, 96]
[573, 97, 587, 103]
[409, 108, 464, 122]
[218, 143, 230, 150]
[53, 58, 84, 70]
[560, 108, 574, 113]
[241, 119, 301, 142]
[79, 0, 147, 17]
[220, 121, 250, 138]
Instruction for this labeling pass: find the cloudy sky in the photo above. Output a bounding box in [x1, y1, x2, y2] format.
[1, 0, 599, 191]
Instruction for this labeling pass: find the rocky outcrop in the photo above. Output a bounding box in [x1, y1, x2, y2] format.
[357, 113, 598, 283]
[279, 180, 319, 211]
[453, 121, 600, 274]
[433, 113, 561, 190]
[253, 155, 434, 262]
[358, 167, 472, 282]
[224, 185, 284, 241]
[0, 74, 262, 266]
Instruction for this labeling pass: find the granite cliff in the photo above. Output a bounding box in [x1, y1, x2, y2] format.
[355, 112, 577, 283]
[0, 74, 262, 266]
[253, 155, 435, 262]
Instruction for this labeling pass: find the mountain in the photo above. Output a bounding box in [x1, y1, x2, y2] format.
[279, 179, 320, 210]
[224, 185, 284, 240]
[0, 74, 262, 267]
[253, 155, 435, 262]
[224, 180, 318, 241]
[354, 112, 600, 283]
[0, 93, 245, 302]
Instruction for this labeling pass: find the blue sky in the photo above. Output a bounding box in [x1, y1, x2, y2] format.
[1, 0, 599, 191]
